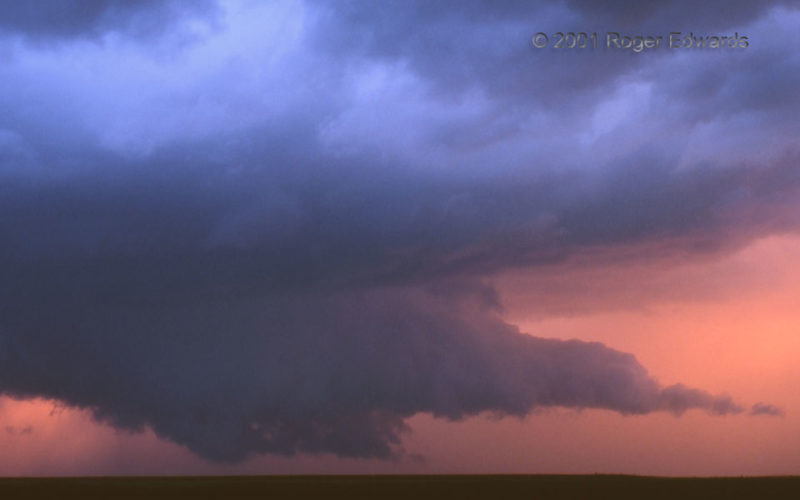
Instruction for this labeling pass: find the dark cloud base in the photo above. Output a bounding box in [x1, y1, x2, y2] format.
[0, 287, 742, 462]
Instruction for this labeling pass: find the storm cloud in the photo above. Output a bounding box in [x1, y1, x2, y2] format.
[0, 0, 218, 42]
[0, 0, 795, 462]
[0, 287, 743, 462]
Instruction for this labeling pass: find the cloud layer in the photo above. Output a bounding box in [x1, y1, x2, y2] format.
[0, 0, 795, 461]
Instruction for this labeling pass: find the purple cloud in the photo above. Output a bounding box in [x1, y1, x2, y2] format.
[0, 0, 794, 462]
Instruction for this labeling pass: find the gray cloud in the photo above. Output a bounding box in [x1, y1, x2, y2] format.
[0, 0, 219, 42]
[0, 287, 742, 462]
[308, 0, 800, 113]
[1, 139, 798, 308]
[4, 425, 33, 436]
[565, 0, 800, 30]
[750, 403, 785, 417]
[0, 0, 793, 463]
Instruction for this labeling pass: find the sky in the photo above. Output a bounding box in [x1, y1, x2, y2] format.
[0, 0, 799, 476]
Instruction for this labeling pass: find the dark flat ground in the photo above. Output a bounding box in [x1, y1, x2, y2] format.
[1, 475, 799, 499]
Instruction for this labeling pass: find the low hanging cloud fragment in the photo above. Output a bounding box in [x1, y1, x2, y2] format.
[4, 425, 34, 436]
[749, 403, 786, 417]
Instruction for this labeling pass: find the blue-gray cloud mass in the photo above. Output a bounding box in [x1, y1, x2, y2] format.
[0, 0, 795, 461]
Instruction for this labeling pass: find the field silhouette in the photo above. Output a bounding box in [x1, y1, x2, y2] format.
[1, 475, 799, 499]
